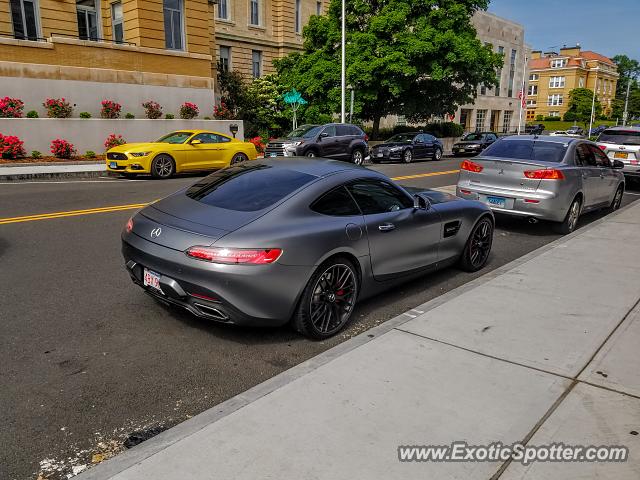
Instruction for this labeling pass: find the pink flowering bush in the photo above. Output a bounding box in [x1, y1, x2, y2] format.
[142, 101, 162, 119]
[0, 133, 26, 159]
[247, 136, 265, 154]
[43, 98, 73, 118]
[213, 101, 232, 120]
[0, 97, 24, 118]
[179, 102, 199, 119]
[50, 138, 76, 159]
[100, 100, 122, 119]
[104, 133, 126, 150]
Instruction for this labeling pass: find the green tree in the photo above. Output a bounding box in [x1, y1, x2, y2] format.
[612, 54, 640, 97]
[566, 88, 602, 128]
[275, 0, 502, 138]
[217, 62, 247, 117]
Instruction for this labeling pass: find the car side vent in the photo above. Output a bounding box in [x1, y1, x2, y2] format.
[443, 221, 461, 238]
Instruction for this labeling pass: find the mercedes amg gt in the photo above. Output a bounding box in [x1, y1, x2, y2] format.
[122, 159, 494, 339]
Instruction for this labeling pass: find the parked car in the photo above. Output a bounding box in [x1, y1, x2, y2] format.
[370, 132, 443, 163]
[265, 123, 369, 165]
[566, 126, 584, 137]
[106, 130, 258, 179]
[596, 127, 640, 180]
[524, 124, 545, 135]
[456, 136, 625, 234]
[589, 125, 608, 137]
[452, 132, 498, 156]
[122, 159, 494, 339]
[549, 130, 569, 136]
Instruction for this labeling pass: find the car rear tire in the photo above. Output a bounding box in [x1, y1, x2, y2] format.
[607, 185, 624, 213]
[351, 148, 364, 165]
[459, 216, 494, 272]
[433, 148, 443, 161]
[231, 152, 249, 165]
[292, 257, 359, 340]
[554, 197, 582, 234]
[151, 154, 175, 179]
[403, 149, 413, 163]
[305, 150, 318, 158]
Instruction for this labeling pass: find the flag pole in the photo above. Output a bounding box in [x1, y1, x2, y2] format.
[340, 0, 346, 123]
[517, 54, 528, 135]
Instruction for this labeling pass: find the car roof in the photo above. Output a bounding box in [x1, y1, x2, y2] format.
[500, 135, 579, 144]
[249, 157, 368, 177]
[602, 126, 640, 132]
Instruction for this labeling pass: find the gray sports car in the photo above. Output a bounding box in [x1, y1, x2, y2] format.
[122, 159, 494, 339]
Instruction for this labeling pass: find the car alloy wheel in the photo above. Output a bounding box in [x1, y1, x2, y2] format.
[433, 148, 442, 161]
[308, 263, 357, 336]
[151, 155, 175, 179]
[231, 153, 248, 165]
[352, 149, 364, 165]
[459, 217, 493, 272]
[306, 150, 317, 158]
[555, 197, 582, 234]
[403, 149, 412, 163]
[610, 186, 623, 211]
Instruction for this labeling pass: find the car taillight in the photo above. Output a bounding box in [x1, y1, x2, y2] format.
[364, 134, 369, 142]
[524, 169, 565, 180]
[598, 145, 606, 150]
[185, 246, 282, 265]
[460, 160, 483, 173]
[126, 217, 134, 233]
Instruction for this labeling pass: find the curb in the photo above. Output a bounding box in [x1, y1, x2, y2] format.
[76, 198, 639, 480]
[0, 170, 110, 181]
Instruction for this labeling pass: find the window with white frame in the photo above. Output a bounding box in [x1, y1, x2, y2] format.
[217, 0, 228, 20]
[579, 77, 585, 88]
[526, 99, 537, 106]
[548, 94, 563, 106]
[10, 0, 40, 40]
[295, 0, 301, 33]
[528, 84, 538, 96]
[508, 49, 517, 97]
[475, 109, 487, 131]
[549, 111, 560, 117]
[502, 110, 512, 133]
[550, 58, 567, 68]
[549, 76, 565, 88]
[249, 0, 260, 26]
[111, 2, 123, 43]
[219, 46, 231, 71]
[252, 50, 262, 77]
[529, 73, 539, 81]
[77, 0, 100, 41]
[163, 0, 183, 50]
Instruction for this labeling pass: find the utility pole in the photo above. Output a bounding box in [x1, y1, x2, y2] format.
[340, 0, 346, 123]
[623, 78, 631, 126]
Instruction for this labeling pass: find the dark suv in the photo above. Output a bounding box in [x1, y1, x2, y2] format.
[265, 123, 369, 165]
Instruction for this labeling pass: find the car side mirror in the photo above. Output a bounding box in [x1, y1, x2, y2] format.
[413, 194, 431, 211]
[613, 159, 625, 169]
[190, 139, 202, 145]
[320, 132, 329, 139]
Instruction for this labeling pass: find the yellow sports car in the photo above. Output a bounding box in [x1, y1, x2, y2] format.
[105, 130, 258, 179]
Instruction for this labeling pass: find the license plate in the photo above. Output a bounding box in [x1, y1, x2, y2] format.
[486, 195, 506, 208]
[614, 152, 628, 159]
[377, 152, 383, 157]
[143, 268, 163, 293]
[269, 153, 277, 158]
[109, 161, 117, 168]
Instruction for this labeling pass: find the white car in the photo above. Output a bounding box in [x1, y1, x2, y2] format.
[597, 127, 640, 180]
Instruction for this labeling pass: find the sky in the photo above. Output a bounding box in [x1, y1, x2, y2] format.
[488, 0, 640, 61]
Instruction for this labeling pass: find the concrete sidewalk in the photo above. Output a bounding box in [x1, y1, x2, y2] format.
[79, 202, 640, 480]
[0, 161, 106, 180]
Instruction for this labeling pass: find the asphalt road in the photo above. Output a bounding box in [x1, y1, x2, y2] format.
[1, 158, 638, 480]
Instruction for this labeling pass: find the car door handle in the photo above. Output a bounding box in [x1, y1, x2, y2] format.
[378, 223, 396, 232]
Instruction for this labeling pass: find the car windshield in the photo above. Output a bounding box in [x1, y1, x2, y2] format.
[482, 139, 568, 163]
[385, 134, 415, 143]
[462, 133, 484, 141]
[286, 125, 319, 139]
[598, 130, 640, 145]
[186, 164, 316, 212]
[156, 132, 193, 144]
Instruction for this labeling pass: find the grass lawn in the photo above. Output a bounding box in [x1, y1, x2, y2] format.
[535, 119, 619, 132]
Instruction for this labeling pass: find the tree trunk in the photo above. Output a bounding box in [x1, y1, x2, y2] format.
[372, 116, 381, 140]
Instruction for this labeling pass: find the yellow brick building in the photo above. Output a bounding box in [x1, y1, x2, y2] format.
[526, 46, 618, 121]
[0, 0, 326, 117]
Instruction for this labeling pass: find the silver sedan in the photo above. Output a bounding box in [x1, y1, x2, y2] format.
[456, 136, 625, 234]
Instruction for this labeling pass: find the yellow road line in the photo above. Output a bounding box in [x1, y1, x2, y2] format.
[0, 169, 460, 225]
[0, 203, 149, 225]
[391, 169, 459, 181]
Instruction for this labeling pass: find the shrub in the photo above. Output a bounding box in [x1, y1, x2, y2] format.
[0, 97, 25, 118]
[50, 138, 76, 158]
[544, 116, 561, 121]
[26, 110, 39, 118]
[79, 111, 92, 119]
[85, 150, 96, 158]
[43, 98, 73, 118]
[179, 102, 199, 119]
[31, 150, 41, 159]
[563, 111, 577, 122]
[142, 101, 162, 119]
[213, 101, 232, 120]
[0, 133, 26, 159]
[247, 136, 266, 154]
[125, 112, 135, 119]
[104, 133, 126, 150]
[101, 99, 121, 119]
[535, 115, 544, 121]
[165, 113, 174, 119]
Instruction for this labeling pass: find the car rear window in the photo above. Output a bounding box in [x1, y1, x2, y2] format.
[186, 164, 315, 212]
[482, 139, 567, 163]
[598, 130, 640, 145]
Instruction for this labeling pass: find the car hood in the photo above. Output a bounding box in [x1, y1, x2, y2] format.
[108, 142, 167, 153]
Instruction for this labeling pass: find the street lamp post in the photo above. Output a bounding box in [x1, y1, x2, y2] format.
[589, 68, 599, 136]
[340, 0, 346, 124]
[348, 85, 355, 122]
[623, 77, 632, 126]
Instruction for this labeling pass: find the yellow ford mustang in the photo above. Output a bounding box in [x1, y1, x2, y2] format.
[105, 130, 258, 179]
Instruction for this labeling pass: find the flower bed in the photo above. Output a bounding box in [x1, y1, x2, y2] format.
[0, 154, 105, 164]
